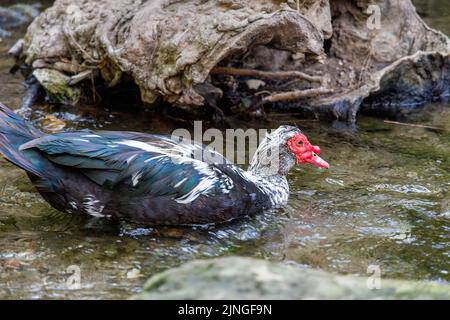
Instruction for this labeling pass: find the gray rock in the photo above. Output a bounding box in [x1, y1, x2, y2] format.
[132, 257, 450, 300]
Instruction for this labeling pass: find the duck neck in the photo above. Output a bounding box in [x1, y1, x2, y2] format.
[246, 168, 290, 208]
[246, 137, 295, 207]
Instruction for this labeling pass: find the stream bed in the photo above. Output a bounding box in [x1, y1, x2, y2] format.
[0, 1, 448, 299]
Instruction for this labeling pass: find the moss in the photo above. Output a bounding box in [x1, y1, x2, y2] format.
[132, 257, 450, 300]
[142, 273, 169, 291]
[33, 68, 81, 105]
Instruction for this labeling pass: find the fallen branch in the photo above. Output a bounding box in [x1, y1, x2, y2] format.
[383, 120, 446, 131]
[262, 87, 333, 103]
[211, 67, 323, 83]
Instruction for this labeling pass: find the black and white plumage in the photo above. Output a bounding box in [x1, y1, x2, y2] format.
[0, 103, 329, 225]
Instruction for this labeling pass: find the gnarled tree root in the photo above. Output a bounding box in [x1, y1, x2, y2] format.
[12, 0, 450, 123]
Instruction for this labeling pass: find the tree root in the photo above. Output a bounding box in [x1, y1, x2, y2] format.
[8, 39, 24, 58]
[211, 67, 323, 84]
[262, 87, 333, 103]
[211, 66, 332, 106]
[68, 70, 94, 86]
[17, 0, 450, 122]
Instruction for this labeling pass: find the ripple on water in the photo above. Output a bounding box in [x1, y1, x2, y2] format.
[393, 198, 441, 218]
[368, 184, 433, 194]
[325, 177, 346, 187]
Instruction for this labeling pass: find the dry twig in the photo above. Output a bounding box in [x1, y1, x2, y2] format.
[211, 67, 323, 83]
[383, 120, 446, 131]
[262, 87, 333, 103]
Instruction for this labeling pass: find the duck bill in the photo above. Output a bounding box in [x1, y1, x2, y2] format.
[305, 154, 330, 169]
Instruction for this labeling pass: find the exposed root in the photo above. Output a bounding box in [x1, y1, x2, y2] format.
[357, 46, 374, 88]
[32, 59, 86, 74]
[262, 87, 333, 103]
[8, 39, 24, 58]
[18, 0, 450, 121]
[211, 67, 323, 84]
[68, 70, 94, 86]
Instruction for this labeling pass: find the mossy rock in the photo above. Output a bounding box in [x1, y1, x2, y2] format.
[33, 68, 80, 105]
[132, 257, 450, 300]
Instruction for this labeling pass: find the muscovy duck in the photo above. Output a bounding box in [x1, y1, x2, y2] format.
[0, 103, 329, 225]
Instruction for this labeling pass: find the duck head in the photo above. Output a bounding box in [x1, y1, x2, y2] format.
[286, 130, 330, 169]
[249, 125, 329, 177]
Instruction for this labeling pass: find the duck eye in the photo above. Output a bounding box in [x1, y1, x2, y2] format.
[296, 140, 303, 146]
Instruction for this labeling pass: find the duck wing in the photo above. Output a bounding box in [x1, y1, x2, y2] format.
[20, 130, 234, 203]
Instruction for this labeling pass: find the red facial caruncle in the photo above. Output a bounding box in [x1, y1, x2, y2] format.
[287, 133, 330, 169]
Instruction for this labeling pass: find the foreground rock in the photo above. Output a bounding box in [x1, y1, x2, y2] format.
[132, 257, 450, 300]
[12, 0, 450, 121]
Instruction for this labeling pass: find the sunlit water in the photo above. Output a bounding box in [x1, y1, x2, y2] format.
[0, 1, 448, 299]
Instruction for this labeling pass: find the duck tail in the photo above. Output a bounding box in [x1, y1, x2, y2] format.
[0, 103, 44, 177]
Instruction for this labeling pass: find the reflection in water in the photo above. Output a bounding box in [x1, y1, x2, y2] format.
[0, 0, 449, 299]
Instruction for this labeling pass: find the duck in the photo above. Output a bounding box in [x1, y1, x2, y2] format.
[0, 103, 329, 226]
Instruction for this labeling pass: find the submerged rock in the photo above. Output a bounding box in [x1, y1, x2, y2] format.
[132, 257, 450, 300]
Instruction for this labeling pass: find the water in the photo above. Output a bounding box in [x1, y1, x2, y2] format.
[415, 0, 450, 35]
[0, 1, 449, 299]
